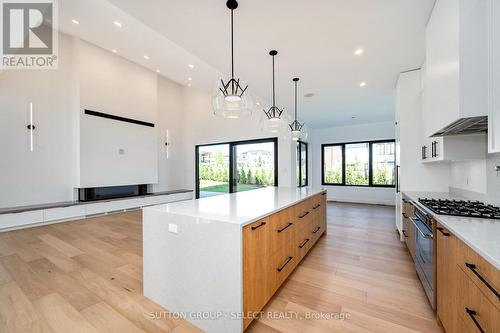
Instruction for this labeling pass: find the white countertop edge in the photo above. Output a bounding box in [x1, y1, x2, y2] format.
[403, 191, 500, 270]
[143, 187, 327, 227]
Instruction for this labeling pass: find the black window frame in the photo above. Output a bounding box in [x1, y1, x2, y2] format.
[297, 141, 308, 187]
[195, 137, 279, 199]
[321, 139, 396, 188]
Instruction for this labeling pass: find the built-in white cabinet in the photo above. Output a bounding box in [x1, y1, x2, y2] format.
[488, 0, 500, 153]
[0, 192, 193, 232]
[423, 0, 488, 137]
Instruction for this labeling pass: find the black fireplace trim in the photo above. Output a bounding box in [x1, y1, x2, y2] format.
[84, 109, 155, 128]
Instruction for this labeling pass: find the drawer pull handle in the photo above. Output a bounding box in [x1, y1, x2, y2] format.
[277, 256, 293, 272]
[313, 204, 321, 210]
[436, 227, 450, 236]
[299, 211, 310, 219]
[299, 239, 310, 248]
[277, 222, 293, 233]
[251, 222, 266, 231]
[465, 308, 485, 333]
[465, 263, 500, 300]
[402, 230, 408, 238]
[313, 226, 321, 234]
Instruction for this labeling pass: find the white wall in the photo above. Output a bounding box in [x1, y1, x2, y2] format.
[77, 40, 158, 187]
[0, 34, 78, 208]
[310, 121, 396, 205]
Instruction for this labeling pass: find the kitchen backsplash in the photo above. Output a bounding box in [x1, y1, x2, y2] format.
[450, 152, 500, 205]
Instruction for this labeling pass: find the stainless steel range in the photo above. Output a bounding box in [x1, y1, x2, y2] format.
[419, 198, 500, 219]
[409, 205, 435, 309]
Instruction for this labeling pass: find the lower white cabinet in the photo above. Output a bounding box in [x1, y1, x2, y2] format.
[0, 210, 44, 229]
[488, 0, 500, 153]
[44, 205, 86, 222]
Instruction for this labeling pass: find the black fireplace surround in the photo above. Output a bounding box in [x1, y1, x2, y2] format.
[78, 184, 149, 202]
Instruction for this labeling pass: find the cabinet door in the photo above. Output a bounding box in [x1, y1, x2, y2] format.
[436, 223, 459, 333]
[242, 218, 273, 330]
[489, 0, 500, 153]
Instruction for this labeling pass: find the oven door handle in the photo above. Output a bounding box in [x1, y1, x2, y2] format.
[409, 217, 433, 239]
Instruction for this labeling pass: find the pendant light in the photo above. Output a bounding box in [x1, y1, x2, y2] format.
[264, 50, 284, 122]
[290, 77, 304, 141]
[212, 0, 253, 118]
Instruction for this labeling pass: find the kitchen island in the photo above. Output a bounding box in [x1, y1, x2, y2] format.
[143, 187, 327, 333]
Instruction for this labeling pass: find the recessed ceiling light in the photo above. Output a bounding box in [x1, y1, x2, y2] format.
[188, 64, 194, 69]
[143, 55, 149, 60]
[113, 21, 122, 28]
[354, 48, 364, 56]
[187, 83, 192, 87]
[71, 19, 80, 25]
[359, 82, 367, 87]
[188, 77, 192, 81]
[111, 49, 117, 53]
[156, 69, 161, 73]
[256, 102, 260, 106]
[304, 93, 315, 98]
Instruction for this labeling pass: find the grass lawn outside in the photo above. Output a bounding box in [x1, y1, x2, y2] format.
[200, 180, 263, 193]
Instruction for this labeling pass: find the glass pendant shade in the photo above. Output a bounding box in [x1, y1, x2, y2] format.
[213, 80, 253, 118]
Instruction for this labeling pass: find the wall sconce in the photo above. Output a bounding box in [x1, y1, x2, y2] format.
[165, 129, 170, 159]
[27, 102, 35, 152]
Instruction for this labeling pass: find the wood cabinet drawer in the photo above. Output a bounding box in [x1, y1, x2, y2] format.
[457, 240, 500, 311]
[271, 245, 297, 291]
[457, 267, 500, 333]
[268, 209, 297, 255]
[296, 234, 313, 261]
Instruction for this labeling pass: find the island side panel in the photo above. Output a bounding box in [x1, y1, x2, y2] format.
[143, 208, 243, 333]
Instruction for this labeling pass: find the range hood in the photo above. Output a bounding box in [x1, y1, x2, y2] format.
[431, 116, 488, 137]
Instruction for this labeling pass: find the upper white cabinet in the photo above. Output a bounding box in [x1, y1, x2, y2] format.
[488, 0, 500, 153]
[423, 0, 488, 138]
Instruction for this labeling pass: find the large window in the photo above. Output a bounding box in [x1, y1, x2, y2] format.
[196, 138, 278, 198]
[297, 141, 308, 187]
[322, 140, 395, 187]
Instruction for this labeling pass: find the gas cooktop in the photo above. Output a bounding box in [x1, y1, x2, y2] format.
[418, 198, 500, 220]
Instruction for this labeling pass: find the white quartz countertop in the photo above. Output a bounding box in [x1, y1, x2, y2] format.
[145, 187, 326, 226]
[403, 191, 500, 269]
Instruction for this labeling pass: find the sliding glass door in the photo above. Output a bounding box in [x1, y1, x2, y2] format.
[197, 144, 230, 198]
[196, 138, 278, 198]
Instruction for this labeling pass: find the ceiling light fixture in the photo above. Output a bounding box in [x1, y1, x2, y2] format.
[113, 21, 122, 28]
[144, 55, 149, 60]
[188, 64, 195, 69]
[263, 50, 284, 122]
[111, 49, 117, 53]
[188, 77, 192, 81]
[359, 82, 366, 87]
[188, 83, 192, 87]
[290, 78, 304, 141]
[156, 69, 161, 73]
[72, 19, 80, 25]
[212, 0, 253, 118]
[354, 48, 364, 56]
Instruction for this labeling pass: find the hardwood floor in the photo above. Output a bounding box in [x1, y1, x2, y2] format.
[0, 202, 443, 333]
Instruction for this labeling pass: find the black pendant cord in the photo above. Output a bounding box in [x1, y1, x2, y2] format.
[294, 79, 298, 121]
[230, 9, 235, 94]
[272, 54, 276, 107]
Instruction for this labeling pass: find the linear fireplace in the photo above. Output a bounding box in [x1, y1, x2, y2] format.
[78, 184, 149, 202]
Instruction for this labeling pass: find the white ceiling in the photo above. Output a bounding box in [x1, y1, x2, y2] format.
[59, 0, 435, 128]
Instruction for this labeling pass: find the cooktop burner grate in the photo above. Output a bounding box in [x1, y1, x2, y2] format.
[418, 198, 500, 220]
